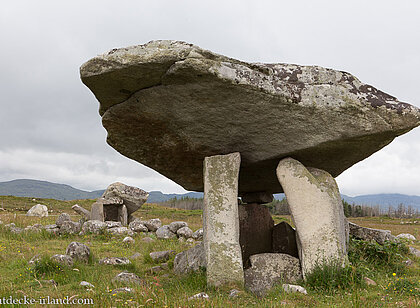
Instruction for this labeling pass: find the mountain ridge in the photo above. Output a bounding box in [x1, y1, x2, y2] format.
[0, 179, 419, 210]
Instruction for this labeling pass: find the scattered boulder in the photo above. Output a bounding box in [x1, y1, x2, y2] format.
[65, 242, 90, 263]
[156, 225, 176, 239]
[192, 228, 203, 240]
[123, 236, 135, 245]
[112, 272, 143, 285]
[56, 213, 71, 227]
[142, 236, 155, 243]
[143, 218, 162, 232]
[26, 204, 48, 217]
[239, 203, 274, 267]
[349, 222, 395, 245]
[72, 204, 91, 220]
[282, 284, 308, 295]
[409, 246, 420, 258]
[229, 289, 241, 298]
[44, 224, 58, 230]
[169, 221, 188, 233]
[81, 220, 107, 234]
[106, 227, 133, 236]
[244, 253, 302, 297]
[51, 254, 74, 267]
[272, 221, 299, 259]
[364, 277, 377, 286]
[130, 252, 142, 259]
[177, 226, 193, 239]
[149, 250, 175, 263]
[99, 257, 131, 265]
[59, 221, 81, 234]
[396, 233, 416, 241]
[111, 287, 133, 295]
[188, 292, 209, 301]
[105, 221, 122, 228]
[129, 219, 148, 232]
[173, 242, 205, 275]
[24, 225, 42, 233]
[28, 255, 41, 265]
[80, 281, 95, 288]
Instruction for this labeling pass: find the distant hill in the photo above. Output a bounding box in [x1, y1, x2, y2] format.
[0, 179, 104, 201]
[1, 179, 419, 210]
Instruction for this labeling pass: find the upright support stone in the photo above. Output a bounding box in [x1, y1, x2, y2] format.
[276, 158, 348, 278]
[118, 204, 128, 226]
[90, 201, 104, 221]
[203, 152, 244, 287]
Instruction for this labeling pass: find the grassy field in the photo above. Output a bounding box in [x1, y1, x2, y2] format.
[0, 196, 418, 307]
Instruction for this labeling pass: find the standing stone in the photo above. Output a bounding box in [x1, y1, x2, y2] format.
[203, 152, 244, 287]
[90, 201, 104, 221]
[276, 158, 348, 278]
[238, 203, 274, 268]
[272, 221, 299, 259]
[118, 204, 128, 226]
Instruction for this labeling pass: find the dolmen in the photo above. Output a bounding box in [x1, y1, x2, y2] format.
[80, 40, 420, 289]
[72, 182, 148, 226]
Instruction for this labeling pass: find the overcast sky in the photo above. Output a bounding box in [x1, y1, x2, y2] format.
[0, 1, 419, 196]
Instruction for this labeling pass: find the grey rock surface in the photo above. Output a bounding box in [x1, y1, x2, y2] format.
[144, 218, 162, 232]
[149, 250, 175, 262]
[80, 40, 420, 194]
[168, 221, 188, 233]
[396, 233, 416, 241]
[192, 228, 203, 240]
[282, 284, 308, 295]
[244, 253, 302, 297]
[105, 221, 122, 228]
[156, 225, 176, 239]
[81, 220, 107, 234]
[409, 246, 420, 258]
[51, 254, 74, 267]
[26, 204, 48, 217]
[101, 182, 148, 215]
[173, 242, 205, 274]
[80, 281, 95, 288]
[177, 226, 193, 239]
[99, 257, 131, 265]
[65, 242, 90, 263]
[106, 226, 131, 235]
[112, 272, 143, 285]
[122, 236, 135, 244]
[129, 219, 148, 232]
[349, 222, 395, 245]
[59, 221, 81, 234]
[56, 213, 71, 227]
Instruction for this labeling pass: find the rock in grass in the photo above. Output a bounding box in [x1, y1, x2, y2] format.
[99, 257, 131, 265]
[28, 255, 41, 265]
[81, 220, 107, 234]
[156, 225, 176, 239]
[168, 221, 188, 233]
[129, 219, 148, 232]
[143, 218, 162, 232]
[409, 246, 420, 258]
[364, 277, 377, 286]
[59, 221, 81, 234]
[282, 284, 308, 295]
[229, 289, 241, 298]
[111, 287, 133, 295]
[349, 222, 395, 245]
[105, 221, 122, 228]
[188, 292, 209, 301]
[396, 233, 416, 241]
[56, 213, 71, 227]
[51, 254, 74, 267]
[173, 242, 205, 275]
[192, 228, 203, 240]
[122, 236, 135, 244]
[26, 204, 48, 217]
[177, 226, 193, 239]
[65, 242, 90, 263]
[142, 236, 155, 243]
[112, 272, 143, 285]
[106, 226, 133, 235]
[149, 250, 175, 262]
[244, 253, 302, 297]
[80, 281, 95, 288]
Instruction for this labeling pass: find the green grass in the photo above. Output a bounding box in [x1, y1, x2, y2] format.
[0, 196, 419, 307]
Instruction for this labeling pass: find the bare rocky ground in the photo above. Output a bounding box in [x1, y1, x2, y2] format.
[0, 196, 419, 307]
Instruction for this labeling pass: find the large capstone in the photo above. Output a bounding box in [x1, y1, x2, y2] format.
[203, 152, 244, 287]
[101, 182, 149, 215]
[80, 40, 420, 194]
[276, 158, 348, 278]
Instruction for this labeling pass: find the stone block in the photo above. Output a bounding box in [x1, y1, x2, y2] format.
[272, 221, 299, 258]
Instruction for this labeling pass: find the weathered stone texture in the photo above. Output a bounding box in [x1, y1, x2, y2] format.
[80, 40, 420, 194]
[244, 253, 302, 297]
[276, 158, 348, 277]
[238, 203, 274, 267]
[272, 221, 299, 258]
[173, 243, 206, 275]
[203, 152, 244, 286]
[349, 222, 395, 244]
[101, 182, 148, 215]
